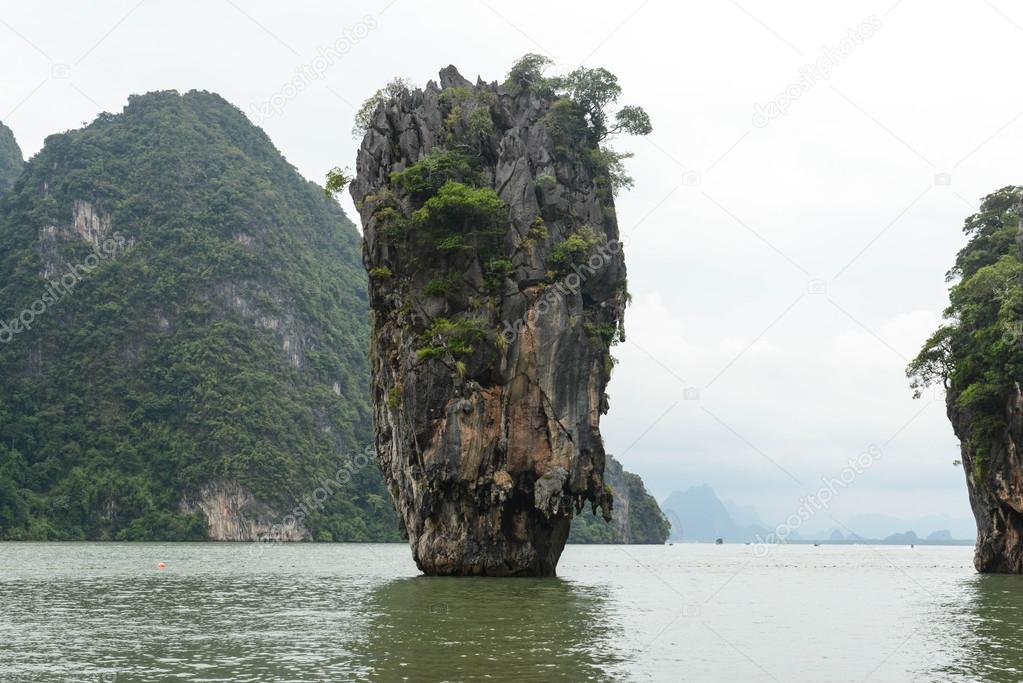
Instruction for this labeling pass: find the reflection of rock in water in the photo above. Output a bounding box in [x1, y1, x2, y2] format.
[352, 577, 624, 681]
[929, 575, 1023, 681]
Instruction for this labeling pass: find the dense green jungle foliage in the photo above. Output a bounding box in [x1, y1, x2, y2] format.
[0, 91, 398, 541]
[908, 186, 1023, 481]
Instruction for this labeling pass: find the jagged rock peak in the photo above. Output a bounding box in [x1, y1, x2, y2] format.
[352, 62, 629, 576]
[438, 65, 471, 89]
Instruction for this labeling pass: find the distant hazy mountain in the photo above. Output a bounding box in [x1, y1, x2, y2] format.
[661, 485, 770, 542]
[723, 498, 764, 528]
[662, 485, 730, 541]
[883, 531, 919, 544]
[841, 513, 975, 541]
[661, 486, 976, 543]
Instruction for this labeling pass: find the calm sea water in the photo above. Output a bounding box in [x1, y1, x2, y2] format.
[0, 542, 1021, 682]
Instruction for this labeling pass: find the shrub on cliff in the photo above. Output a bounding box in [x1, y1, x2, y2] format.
[352, 77, 415, 138]
[411, 181, 506, 245]
[505, 54, 651, 197]
[390, 150, 477, 201]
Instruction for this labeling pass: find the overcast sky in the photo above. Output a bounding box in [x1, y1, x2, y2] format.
[4, 0, 1020, 530]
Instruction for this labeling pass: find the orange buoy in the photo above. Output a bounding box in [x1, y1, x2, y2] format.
[157, 562, 167, 569]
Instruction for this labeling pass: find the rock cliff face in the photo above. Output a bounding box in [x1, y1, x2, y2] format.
[568, 454, 670, 544]
[598, 456, 631, 541]
[952, 372, 1023, 573]
[351, 65, 628, 575]
[0, 121, 24, 194]
[179, 480, 310, 542]
[950, 333, 1023, 572]
[911, 187, 1023, 572]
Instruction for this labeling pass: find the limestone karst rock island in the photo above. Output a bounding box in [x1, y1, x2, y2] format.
[352, 62, 641, 575]
[910, 187, 1023, 573]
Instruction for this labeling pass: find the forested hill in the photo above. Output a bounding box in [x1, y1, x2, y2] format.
[0, 90, 399, 541]
[0, 121, 23, 194]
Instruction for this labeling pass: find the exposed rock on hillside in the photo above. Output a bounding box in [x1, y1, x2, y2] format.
[953, 385, 1023, 572]
[351, 64, 634, 575]
[180, 479, 310, 541]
